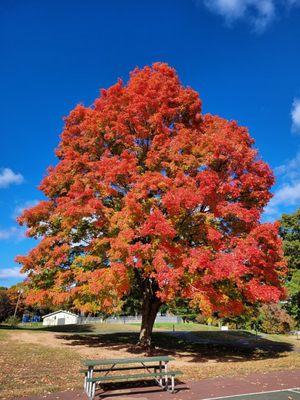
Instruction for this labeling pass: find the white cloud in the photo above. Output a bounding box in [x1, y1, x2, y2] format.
[199, 0, 300, 32]
[0, 168, 24, 188]
[0, 226, 25, 241]
[269, 181, 300, 206]
[265, 97, 300, 218]
[274, 151, 300, 181]
[291, 98, 300, 133]
[0, 267, 25, 279]
[264, 151, 300, 219]
[13, 200, 39, 219]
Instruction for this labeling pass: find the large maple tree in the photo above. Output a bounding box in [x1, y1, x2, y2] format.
[17, 63, 286, 346]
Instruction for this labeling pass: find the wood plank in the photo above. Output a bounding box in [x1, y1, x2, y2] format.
[87, 370, 182, 382]
[80, 365, 161, 373]
[83, 356, 174, 366]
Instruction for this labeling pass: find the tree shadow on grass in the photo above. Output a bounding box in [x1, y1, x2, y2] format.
[56, 330, 294, 364]
[0, 323, 95, 333]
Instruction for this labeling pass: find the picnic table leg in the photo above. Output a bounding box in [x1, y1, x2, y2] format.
[171, 375, 175, 393]
[89, 382, 96, 400]
[159, 361, 162, 386]
[164, 361, 168, 390]
[87, 366, 93, 397]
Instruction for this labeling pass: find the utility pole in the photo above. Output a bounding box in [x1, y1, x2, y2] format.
[13, 289, 23, 318]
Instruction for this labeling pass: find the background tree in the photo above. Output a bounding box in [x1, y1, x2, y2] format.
[6, 284, 26, 319]
[280, 209, 300, 324]
[0, 284, 26, 322]
[0, 288, 11, 322]
[258, 303, 295, 334]
[121, 279, 143, 316]
[169, 299, 198, 322]
[17, 63, 286, 347]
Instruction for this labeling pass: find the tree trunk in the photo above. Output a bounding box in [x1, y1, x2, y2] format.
[137, 279, 161, 349]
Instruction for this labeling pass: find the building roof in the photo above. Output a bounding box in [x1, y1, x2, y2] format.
[42, 310, 78, 319]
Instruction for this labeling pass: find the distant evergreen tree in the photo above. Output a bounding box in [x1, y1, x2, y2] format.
[280, 209, 300, 324]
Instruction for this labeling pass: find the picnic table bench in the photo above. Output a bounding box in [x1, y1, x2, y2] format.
[81, 356, 182, 399]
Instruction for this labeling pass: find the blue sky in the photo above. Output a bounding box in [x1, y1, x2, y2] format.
[1, 0, 300, 287]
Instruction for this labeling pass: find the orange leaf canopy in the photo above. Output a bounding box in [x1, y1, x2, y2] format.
[17, 63, 286, 315]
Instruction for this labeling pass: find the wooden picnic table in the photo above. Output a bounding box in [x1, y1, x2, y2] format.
[81, 356, 181, 399]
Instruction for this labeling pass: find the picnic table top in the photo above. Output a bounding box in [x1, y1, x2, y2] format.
[83, 356, 174, 366]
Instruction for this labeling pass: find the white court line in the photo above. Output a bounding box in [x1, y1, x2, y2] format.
[289, 388, 300, 394]
[201, 387, 300, 400]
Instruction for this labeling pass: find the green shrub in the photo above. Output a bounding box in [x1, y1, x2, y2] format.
[259, 303, 296, 334]
[4, 316, 20, 326]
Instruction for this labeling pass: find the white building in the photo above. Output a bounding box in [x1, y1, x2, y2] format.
[42, 310, 78, 326]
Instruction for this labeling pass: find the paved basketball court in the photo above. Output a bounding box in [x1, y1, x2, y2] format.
[17, 370, 300, 400]
[16, 387, 300, 400]
[203, 388, 300, 400]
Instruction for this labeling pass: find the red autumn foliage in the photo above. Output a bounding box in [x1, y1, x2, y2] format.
[16, 63, 286, 321]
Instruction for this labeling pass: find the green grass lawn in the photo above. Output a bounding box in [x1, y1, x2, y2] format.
[3, 321, 141, 333]
[7, 321, 218, 334]
[152, 322, 219, 331]
[3, 321, 300, 344]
